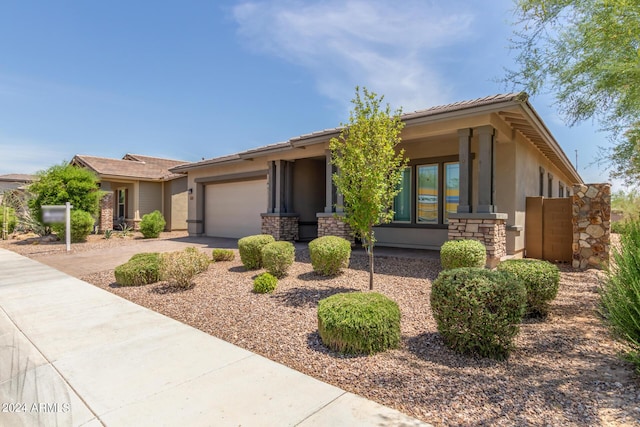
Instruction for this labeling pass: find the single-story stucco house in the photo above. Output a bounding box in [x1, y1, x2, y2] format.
[71, 154, 190, 231]
[0, 174, 36, 194]
[170, 93, 583, 265]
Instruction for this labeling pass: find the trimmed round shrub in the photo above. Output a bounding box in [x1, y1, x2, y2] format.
[114, 252, 161, 286]
[261, 241, 295, 278]
[52, 209, 95, 243]
[160, 247, 210, 288]
[430, 267, 527, 360]
[139, 210, 166, 238]
[309, 236, 351, 276]
[238, 234, 276, 270]
[212, 248, 235, 262]
[440, 239, 487, 270]
[253, 272, 278, 294]
[317, 292, 401, 355]
[497, 259, 560, 316]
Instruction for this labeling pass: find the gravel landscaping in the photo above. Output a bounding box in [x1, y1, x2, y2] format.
[3, 233, 639, 426]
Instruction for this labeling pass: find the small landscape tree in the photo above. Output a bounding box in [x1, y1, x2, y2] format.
[28, 163, 103, 236]
[330, 87, 408, 290]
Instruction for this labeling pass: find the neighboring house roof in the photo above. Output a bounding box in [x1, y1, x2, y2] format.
[170, 92, 581, 184]
[71, 153, 190, 181]
[0, 174, 37, 183]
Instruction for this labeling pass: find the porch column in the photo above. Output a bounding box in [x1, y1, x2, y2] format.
[267, 161, 274, 213]
[324, 150, 334, 213]
[457, 128, 472, 213]
[133, 181, 141, 222]
[274, 160, 284, 213]
[477, 125, 496, 213]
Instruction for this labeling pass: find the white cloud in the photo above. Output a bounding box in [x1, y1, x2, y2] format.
[232, 0, 475, 112]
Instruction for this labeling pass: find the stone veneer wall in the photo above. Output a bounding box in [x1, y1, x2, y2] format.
[572, 183, 610, 269]
[316, 214, 353, 244]
[261, 214, 299, 241]
[99, 192, 113, 232]
[448, 214, 507, 268]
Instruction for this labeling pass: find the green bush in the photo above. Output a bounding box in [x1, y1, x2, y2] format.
[114, 252, 161, 286]
[317, 292, 401, 355]
[253, 272, 278, 293]
[139, 210, 166, 238]
[440, 239, 487, 270]
[261, 241, 295, 278]
[52, 209, 95, 243]
[498, 259, 560, 316]
[0, 206, 17, 235]
[212, 248, 235, 262]
[601, 219, 640, 371]
[430, 267, 527, 360]
[238, 234, 275, 269]
[308, 236, 351, 276]
[160, 247, 210, 288]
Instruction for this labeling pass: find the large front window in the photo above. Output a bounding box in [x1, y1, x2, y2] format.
[118, 189, 126, 219]
[393, 168, 411, 222]
[417, 164, 438, 224]
[393, 159, 459, 225]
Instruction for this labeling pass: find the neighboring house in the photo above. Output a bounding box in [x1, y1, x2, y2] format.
[0, 174, 36, 212]
[71, 154, 190, 231]
[0, 174, 36, 194]
[170, 93, 583, 265]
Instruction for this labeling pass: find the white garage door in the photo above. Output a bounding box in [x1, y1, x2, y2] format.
[204, 179, 267, 238]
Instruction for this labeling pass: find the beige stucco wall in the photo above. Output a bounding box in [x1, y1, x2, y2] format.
[170, 177, 188, 230]
[139, 181, 163, 216]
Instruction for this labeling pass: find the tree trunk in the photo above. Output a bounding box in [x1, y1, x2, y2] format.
[369, 245, 374, 290]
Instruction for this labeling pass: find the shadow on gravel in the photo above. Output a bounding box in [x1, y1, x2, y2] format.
[305, 331, 365, 359]
[296, 271, 341, 282]
[405, 332, 500, 368]
[150, 283, 195, 294]
[228, 266, 248, 273]
[272, 286, 358, 308]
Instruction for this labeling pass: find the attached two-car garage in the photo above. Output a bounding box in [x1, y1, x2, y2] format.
[204, 178, 267, 238]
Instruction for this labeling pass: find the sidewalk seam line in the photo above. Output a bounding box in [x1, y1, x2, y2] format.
[0, 304, 106, 426]
[294, 391, 347, 426]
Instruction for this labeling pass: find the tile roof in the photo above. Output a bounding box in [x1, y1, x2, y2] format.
[72, 154, 190, 181]
[172, 93, 529, 172]
[0, 174, 37, 182]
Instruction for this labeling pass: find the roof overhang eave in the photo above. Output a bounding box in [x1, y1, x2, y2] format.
[519, 103, 584, 184]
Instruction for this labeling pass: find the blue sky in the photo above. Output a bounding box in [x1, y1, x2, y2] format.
[0, 1, 617, 188]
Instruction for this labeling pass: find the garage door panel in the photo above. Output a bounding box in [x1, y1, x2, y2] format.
[205, 179, 267, 238]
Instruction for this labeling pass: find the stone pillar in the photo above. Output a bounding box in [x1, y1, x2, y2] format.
[477, 125, 496, 213]
[99, 192, 114, 232]
[448, 213, 508, 268]
[457, 128, 472, 213]
[316, 213, 353, 244]
[261, 213, 299, 241]
[572, 183, 611, 269]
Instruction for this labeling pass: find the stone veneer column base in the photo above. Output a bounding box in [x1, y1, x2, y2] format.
[572, 183, 610, 269]
[448, 213, 508, 268]
[261, 213, 299, 241]
[99, 192, 113, 232]
[316, 213, 354, 244]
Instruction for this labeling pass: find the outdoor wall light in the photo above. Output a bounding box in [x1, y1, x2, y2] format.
[188, 188, 193, 195]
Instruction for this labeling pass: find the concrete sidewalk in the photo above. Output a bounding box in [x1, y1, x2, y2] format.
[0, 249, 429, 426]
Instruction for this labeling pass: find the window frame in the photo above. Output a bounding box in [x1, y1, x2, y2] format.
[390, 155, 459, 228]
[117, 188, 127, 219]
